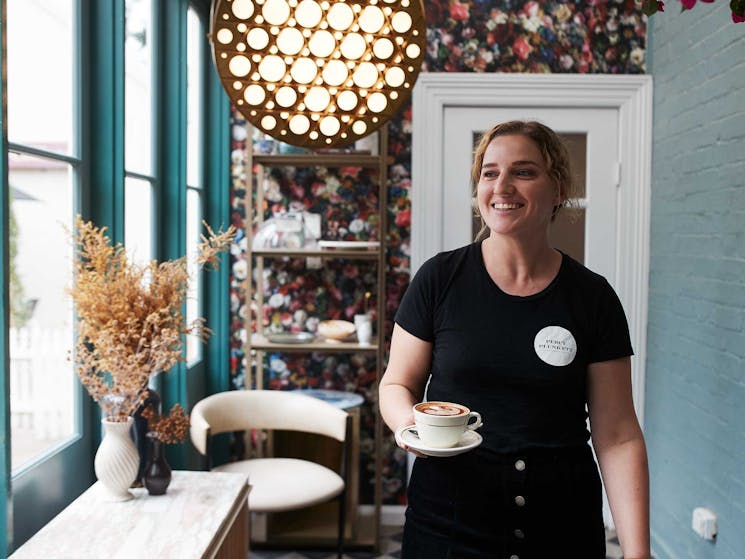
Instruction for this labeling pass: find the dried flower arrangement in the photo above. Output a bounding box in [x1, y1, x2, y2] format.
[142, 404, 190, 444]
[69, 216, 235, 421]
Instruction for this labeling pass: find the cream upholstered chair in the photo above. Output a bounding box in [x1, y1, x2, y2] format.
[189, 389, 351, 558]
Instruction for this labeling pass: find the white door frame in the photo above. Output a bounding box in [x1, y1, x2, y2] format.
[411, 72, 652, 427]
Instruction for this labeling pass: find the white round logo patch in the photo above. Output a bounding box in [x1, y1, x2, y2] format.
[534, 326, 577, 366]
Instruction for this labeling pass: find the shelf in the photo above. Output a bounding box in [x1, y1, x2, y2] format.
[252, 153, 382, 168]
[245, 123, 388, 551]
[251, 334, 378, 353]
[253, 248, 380, 259]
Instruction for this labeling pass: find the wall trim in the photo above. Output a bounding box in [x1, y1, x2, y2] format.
[411, 72, 653, 427]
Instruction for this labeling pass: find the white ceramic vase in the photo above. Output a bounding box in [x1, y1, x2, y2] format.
[94, 417, 139, 501]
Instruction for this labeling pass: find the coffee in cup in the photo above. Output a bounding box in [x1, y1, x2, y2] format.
[413, 401, 482, 448]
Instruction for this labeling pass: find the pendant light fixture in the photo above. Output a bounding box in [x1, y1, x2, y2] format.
[210, 0, 425, 148]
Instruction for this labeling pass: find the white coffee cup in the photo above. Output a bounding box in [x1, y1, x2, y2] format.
[354, 313, 373, 345]
[413, 401, 482, 448]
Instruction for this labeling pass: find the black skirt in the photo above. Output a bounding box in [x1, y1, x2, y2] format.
[402, 444, 606, 559]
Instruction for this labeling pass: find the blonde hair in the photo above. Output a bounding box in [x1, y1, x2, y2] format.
[471, 121, 578, 240]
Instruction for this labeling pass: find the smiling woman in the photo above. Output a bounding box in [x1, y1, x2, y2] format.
[379, 122, 650, 558]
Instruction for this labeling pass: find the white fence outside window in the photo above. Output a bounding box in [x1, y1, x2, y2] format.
[9, 325, 75, 449]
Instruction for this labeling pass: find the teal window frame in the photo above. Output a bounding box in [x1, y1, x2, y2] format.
[0, 0, 230, 552]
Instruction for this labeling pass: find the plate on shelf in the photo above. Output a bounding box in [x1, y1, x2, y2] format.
[317, 320, 356, 341]
[318, 240, 380, 250]
[396, 425, 483, 458]
[265, 332, 316, 344]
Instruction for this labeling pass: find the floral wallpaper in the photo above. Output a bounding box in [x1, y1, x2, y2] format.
[228, 0, 647, 506]
[424, 0, 646, 74]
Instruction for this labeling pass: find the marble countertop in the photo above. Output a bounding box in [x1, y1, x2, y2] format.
[11, 470, 249, 559]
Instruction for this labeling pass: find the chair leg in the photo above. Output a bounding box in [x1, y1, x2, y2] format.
[337, 491, 346, 559]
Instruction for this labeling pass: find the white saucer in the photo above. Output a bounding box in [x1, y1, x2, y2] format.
[397, 425, 483, 457]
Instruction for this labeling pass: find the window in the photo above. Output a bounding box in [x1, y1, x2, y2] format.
[7, 0, 77, 473]
[2, 0, 228, 552]
[185, 6, 205, 366]
[124, 0, 155, 267]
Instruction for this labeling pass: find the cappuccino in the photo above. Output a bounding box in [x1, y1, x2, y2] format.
[415, 402, 467, 416]
[412, 401, 483, 448]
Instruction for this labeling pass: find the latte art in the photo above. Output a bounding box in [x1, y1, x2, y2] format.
[412, 401, 482, 448]
[416, 402, 467, 416]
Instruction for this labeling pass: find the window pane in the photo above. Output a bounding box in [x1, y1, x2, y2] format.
[125, 0, 154, 175]
[560, 133, 587, 198]
[124, 176, 154, 268]
[8, 153, 75, 471]
[186, 8, 203, 187]
[7, 0, 74, 155]
[186, 188, 203, 365]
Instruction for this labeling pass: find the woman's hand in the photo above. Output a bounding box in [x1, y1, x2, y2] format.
[394, 414, 428, 458]
[379, 324, 433, 458]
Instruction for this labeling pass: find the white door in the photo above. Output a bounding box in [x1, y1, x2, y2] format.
[441, 106, 619, 280]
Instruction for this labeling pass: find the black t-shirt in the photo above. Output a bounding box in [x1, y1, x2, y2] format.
[395, 242, 633, 455]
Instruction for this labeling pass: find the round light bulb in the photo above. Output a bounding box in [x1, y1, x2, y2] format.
[304, 86, 331, 112]
[336, 90, 357, 111]
[308, 30, 336, 58]
[289, 114, 311, 134]
[406, 43, 421, 59]
[290, 57, 318, 83]
[228, 55, 252, 77]
[340, 33, 366, 60]
[295, 0, 322, 27]
[258, 55, 287, 82]
[352, 62, 378, 88]
[275, 86, 297, 107]
[391, 12, 412, 33]
[367, 92, 387, 113]
[372, 38, 394, 59]
[231, 0, 255, 19]
[384, 66, 405, 87]
[359, 6, 384, 33]
[244, 84, 266, 105]
[327, 3, 354, 30]
[276, 27, 304, 55]
[247, 28, 270, 50]
[216, 28, 233, 45]
[261, 115, 277, 130]
[319, 115, 340, 136]
[321, 59, 348, 86]
[352, 120, 367, 135]
[262, 0, 290, 25]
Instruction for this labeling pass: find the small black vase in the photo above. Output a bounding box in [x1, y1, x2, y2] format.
[132, 388, 161, 487]
[142, 435, 172, 496]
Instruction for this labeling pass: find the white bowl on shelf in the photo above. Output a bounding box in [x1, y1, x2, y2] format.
[317, 320, 356, 341]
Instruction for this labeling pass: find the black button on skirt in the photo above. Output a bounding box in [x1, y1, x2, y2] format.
[402, 445, 606, 559]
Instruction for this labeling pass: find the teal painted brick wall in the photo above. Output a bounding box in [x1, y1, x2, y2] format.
[647, 3, 745, 558]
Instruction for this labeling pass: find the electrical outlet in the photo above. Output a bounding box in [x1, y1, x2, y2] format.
[692, 507, 717, 540]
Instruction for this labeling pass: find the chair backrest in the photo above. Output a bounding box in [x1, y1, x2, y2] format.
[190, 389, 349, 456]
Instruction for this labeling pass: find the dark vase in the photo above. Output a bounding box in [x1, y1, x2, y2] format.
[132, 388, 161, 487]
[142, 435, 172, 496]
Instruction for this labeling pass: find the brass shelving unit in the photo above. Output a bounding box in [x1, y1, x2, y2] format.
[244, 126, 388, 551]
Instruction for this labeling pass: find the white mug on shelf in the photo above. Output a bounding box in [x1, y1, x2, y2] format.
[354, 313, 373, 345]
